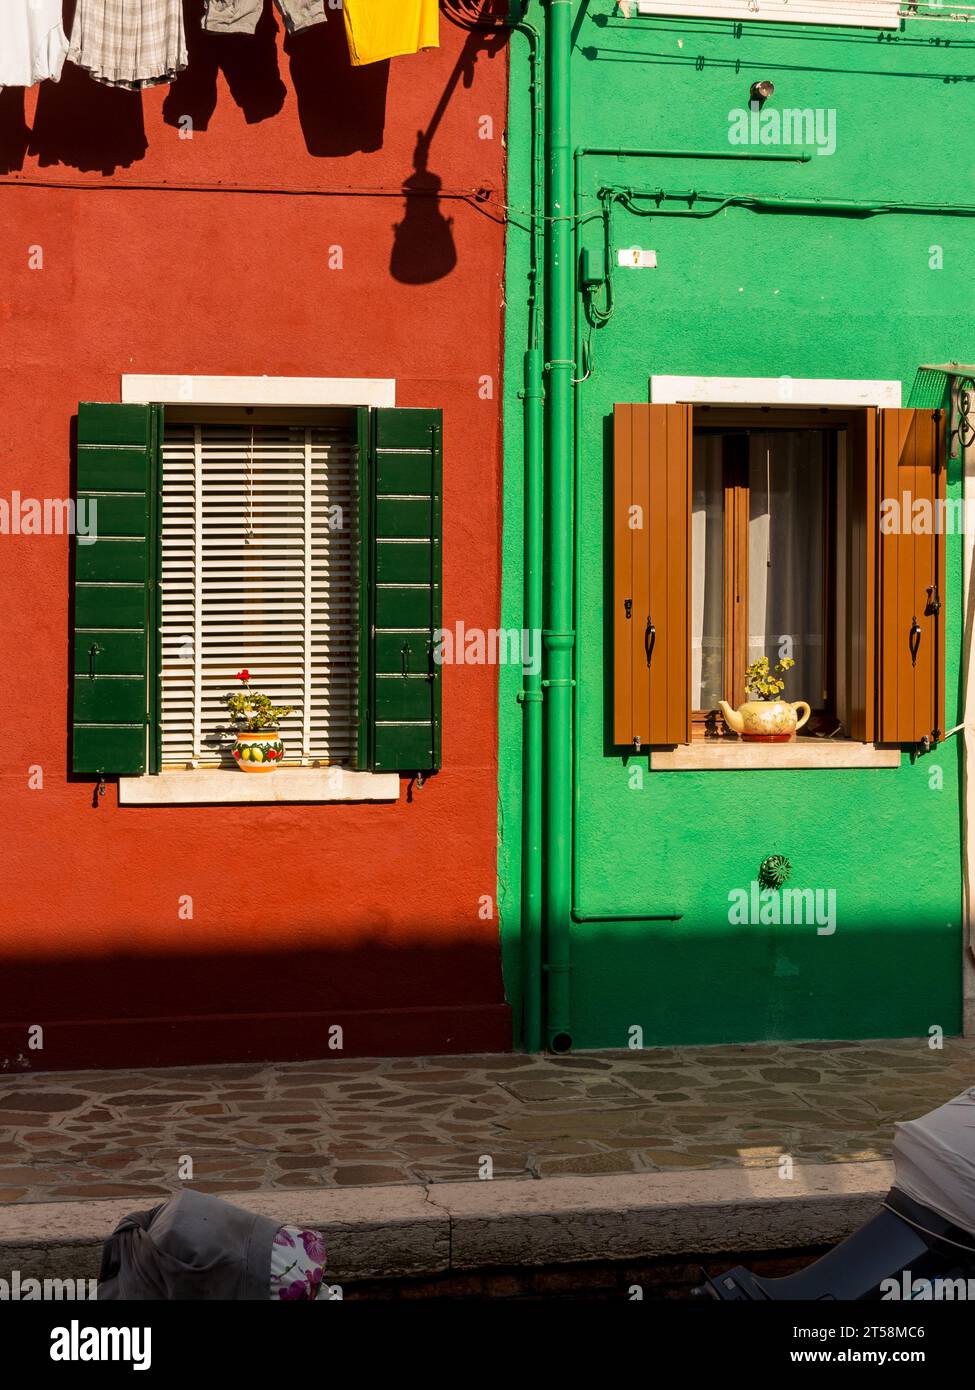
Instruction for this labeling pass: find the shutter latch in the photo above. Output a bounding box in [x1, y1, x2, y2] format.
[624, 598, 632, 620]
[909, 616, 922, 668]
[925, 583, 942, 616]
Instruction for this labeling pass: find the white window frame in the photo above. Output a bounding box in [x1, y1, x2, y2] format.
[650, 374, 901, 407]
[118, 375, 400, 805]
[634, 0, 902, 28]
[121, 375, 396, 408]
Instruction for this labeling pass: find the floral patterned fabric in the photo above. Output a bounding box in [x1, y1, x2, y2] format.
[269, 1226, 328, 1301]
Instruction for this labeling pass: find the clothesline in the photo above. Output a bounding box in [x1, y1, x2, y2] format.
[0, 1, 439, 97]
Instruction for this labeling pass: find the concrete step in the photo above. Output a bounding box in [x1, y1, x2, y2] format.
[0, 1160, 893, 1292]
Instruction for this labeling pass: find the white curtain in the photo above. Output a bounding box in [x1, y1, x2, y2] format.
[691, 435, 723, 709]
[748, 431, 826, 707]
[691, 429, 826, 710]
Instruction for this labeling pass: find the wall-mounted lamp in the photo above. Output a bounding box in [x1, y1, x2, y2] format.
[750, 80, 775, 108]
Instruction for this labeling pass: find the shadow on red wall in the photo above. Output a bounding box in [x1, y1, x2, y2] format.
[0, 936, 510, 1071]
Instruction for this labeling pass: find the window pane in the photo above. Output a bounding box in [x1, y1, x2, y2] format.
[692, 436, 724, 710]
[160, 420, 358, 768]
[747, 430, 826, 707]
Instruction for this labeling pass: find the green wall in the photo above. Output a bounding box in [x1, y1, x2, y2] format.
[500, 1, 974, 1048]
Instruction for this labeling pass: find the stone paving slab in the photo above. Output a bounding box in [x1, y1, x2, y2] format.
[1, 1038, 973, 1204]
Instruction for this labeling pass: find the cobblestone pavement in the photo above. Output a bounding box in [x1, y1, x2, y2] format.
[2, 1038, 974, 1204]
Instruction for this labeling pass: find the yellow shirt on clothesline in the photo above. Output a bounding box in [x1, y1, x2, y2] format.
[343, 0, 440, 67]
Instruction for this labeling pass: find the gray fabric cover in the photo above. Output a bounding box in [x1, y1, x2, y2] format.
[893, 1086, 975, 1233]
[98, 1189, 281, 1300]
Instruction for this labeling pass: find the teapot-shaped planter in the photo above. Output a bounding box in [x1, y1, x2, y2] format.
[718, 698, 811, 743]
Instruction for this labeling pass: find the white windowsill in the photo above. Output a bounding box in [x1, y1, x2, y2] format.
[119, 768, 401, 805]
[652, 740, 901, 771]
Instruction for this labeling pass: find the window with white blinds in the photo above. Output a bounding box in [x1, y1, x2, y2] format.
[159, 419, 358, 768]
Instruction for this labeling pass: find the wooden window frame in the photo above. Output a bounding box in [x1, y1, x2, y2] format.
[690, 407, 859, 739]
[613, 394, 944, 753]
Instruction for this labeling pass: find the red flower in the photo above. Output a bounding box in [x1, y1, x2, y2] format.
[236, 669, 250, 683]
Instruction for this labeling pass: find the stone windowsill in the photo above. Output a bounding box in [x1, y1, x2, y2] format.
[119, 767, 401, 805]
[651, 739, 901, 771]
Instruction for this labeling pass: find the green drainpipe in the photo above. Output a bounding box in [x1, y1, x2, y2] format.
[543, 0, 574, 1053]
[514, 12, 545, 1055]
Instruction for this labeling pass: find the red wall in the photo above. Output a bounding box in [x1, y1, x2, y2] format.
[0, 8, 510, 1069]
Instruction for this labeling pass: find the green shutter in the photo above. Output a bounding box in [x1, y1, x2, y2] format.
[358, 407, 442, 775]
[72, 402, 161, 777]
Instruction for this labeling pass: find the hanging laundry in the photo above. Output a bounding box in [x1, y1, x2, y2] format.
[343, 0, 440, 67]
[202, 0, 328, 35]
[0, 0, 69, 94]
[67, 0, 188, 90]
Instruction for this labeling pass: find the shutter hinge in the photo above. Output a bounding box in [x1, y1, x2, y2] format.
[925, 583, 942, 616]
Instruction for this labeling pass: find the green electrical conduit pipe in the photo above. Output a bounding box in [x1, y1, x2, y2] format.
[543, 0, 576, 1053]
[512, 12, 546, 1055]
[608, 189, 975, 219]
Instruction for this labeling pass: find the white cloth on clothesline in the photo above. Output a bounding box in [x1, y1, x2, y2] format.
[0, 0, 69, 94]
[67, 0, 188, 91]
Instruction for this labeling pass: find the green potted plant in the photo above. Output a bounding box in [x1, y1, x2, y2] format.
[718, 655, 810, 743]
[224, 670, 294, 773]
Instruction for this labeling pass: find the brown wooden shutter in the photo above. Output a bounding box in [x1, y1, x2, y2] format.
[613, 403, 692, 747]
[876, 407, 946, 745]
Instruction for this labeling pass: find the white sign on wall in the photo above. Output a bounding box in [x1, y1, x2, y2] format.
[618, 247, 658, 269]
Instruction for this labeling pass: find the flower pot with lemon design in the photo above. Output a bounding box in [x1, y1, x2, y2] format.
[718, 698, 811, 743]
[233, 730, 285, 772]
